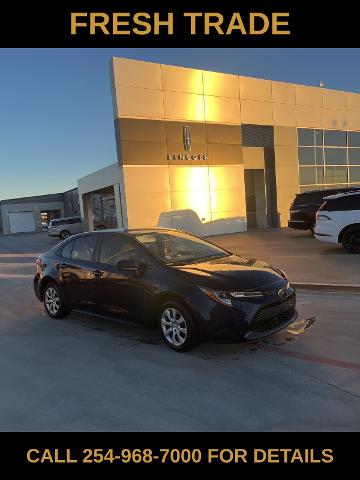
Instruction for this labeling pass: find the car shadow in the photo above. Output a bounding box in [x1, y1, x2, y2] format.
[58, 309, 314, 359]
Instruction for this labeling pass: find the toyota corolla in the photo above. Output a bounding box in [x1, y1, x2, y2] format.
[33, 228, 297, 352]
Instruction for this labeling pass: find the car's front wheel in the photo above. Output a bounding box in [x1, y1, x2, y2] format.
[43, 283, 71, 318]
[342, 226, 360, 253]
[159, 301, 199, 352]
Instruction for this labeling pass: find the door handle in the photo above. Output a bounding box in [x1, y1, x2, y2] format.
[91, 270, 103, 278]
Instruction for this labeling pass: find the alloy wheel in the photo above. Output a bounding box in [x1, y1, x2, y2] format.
[45, 287, 60, 315]
[161, 307, 188, 347]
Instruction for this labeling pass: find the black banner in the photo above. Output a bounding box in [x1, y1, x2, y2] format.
[0, 432, 357, 472]
[0, 0, 356, 47]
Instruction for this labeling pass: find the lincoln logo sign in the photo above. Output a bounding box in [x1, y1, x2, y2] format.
[167, 125, 209, 161]
[183, 125, 191, 151]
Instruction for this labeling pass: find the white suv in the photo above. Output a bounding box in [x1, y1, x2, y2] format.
[48, 216, 83, 240]
[314, 191, 360, 253]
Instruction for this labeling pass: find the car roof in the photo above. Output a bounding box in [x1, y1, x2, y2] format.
[51, 216, 81, 221]
[71, 227, 190, 237]
[297, 186, 360, 196]
[324, 190, 360, 200]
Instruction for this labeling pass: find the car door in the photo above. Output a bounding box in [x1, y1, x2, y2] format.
[92, 234, 146, 321]
[58, 234, 100, 311]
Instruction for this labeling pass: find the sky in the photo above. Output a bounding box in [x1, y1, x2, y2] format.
[1, 48, 360, 200]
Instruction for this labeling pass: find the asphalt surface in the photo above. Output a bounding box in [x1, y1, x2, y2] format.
[0, 231, 359, 431]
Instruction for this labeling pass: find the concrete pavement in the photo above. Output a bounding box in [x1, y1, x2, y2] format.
[210, 227, 360, 285]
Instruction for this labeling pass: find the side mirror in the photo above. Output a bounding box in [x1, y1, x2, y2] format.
[116, 258, 139, 270]
[116, 260, 147, 277]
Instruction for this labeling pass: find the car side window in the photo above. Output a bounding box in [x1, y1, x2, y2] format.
[99, 235, 139, 266]
[325, 195, 359, 211]
[71, 235, 98, 262]
[60, 240, 75, 258]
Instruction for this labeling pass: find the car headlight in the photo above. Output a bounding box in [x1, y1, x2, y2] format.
[200, 287, 264, 306]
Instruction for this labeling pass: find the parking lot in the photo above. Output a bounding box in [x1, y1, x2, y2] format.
[0, 230, 359, 431]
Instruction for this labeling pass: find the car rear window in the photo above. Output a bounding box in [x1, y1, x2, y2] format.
[60, 240, 75, 258]
[71, 235, 98, 262]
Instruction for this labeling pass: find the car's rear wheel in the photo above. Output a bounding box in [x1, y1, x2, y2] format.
[60, 230, 70, 240]
[159, 301, 199, 352]
[43, 283, 71, 318]
[342, 227, 360, 253]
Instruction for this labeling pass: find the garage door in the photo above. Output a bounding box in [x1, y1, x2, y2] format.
[8, 212, 36, 234]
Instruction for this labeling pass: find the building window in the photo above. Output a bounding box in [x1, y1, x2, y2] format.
[348, 149, 360, 165]
[297, 128, 360, 189]
[89, 186, 118, 230]
[324, 148, 347, 165]
[323, 130, 347, 147]
[349, 166, 360, 183]
[348, 132, 360, 147]
[325, 166, 348, 184]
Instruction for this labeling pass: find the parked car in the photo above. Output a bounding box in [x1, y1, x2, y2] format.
[47, 216, 83, 240]
[288, 187, 360, 233]
[34, 228, 297, 352]
[314, 191, 360, 253]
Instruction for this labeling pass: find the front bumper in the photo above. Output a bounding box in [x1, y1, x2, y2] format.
[188, 286, 297, 342]
[314, 221, 338, 244]
[33, 274, 42, 300]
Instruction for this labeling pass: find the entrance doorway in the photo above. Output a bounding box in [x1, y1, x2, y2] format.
[244, 169, 268, 229]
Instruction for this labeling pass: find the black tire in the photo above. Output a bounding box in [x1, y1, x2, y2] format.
[60, 230, 70, 240]
[158, 300, 199, 352]
[43, 283, 71, 319]
[342, 227, 360, 254]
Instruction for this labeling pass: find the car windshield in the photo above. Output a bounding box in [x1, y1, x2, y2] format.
[133, 231, 230, 265]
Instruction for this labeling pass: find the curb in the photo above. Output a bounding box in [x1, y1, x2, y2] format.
[292, 282, 360, 293]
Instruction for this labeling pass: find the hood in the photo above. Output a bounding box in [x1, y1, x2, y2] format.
[174, 254, 286, 292]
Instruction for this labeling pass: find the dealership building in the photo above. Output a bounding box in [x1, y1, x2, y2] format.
[77, 57, 360, 236]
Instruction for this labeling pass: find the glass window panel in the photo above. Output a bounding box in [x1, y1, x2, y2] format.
[315, 148, 324, 165]
[297, 129, 315, 146]
[300, 185, 318, 193]
[71, 236, 98, 262]
[325, 166, 348, 184]
[324, 148, 347, 165]
[317, 167, 325, 184]
[60, 240, 74, 259]
[99, 235, 139, 266]
[299, 167, 317, 185]
[324, 130, 347, 146]
[348, 148, 360, 165]
[349, 167, 360, 183]
[348, 131, 360, 147]
[325, 184, 347, 189]
[314, 130, 323, 146]
[299, 147, 315, 165]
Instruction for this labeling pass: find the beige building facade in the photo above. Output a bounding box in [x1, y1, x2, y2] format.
[78, 57, 360, 235]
